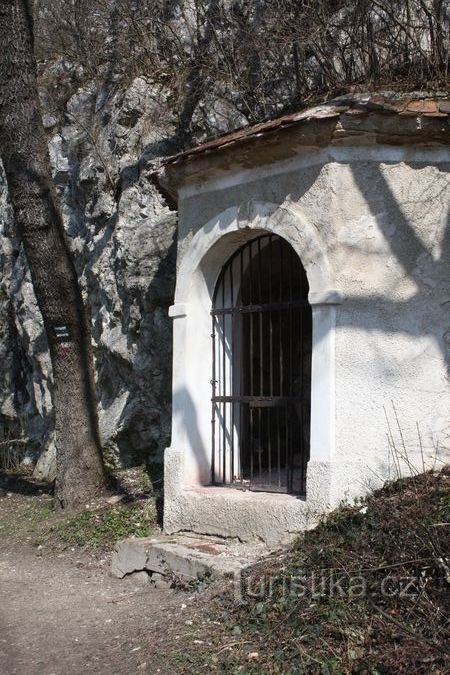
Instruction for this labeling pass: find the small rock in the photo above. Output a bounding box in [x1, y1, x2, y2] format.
[247, 652, 259, 661]
[42, 113, 58, 129]
[150, 572, 170, 590]
[125, 571, 151, 587]
[106, 494, 125, 505]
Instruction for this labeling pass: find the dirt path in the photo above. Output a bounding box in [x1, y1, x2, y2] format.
[0, 540, 203, 675]
[0, 477, 217, 675]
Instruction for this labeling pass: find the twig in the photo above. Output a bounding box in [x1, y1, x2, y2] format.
[215, 639, 253, 655]
[369, 601, 450, 656]
[417, 422, 426, 474]
[0, 439, 28, 447]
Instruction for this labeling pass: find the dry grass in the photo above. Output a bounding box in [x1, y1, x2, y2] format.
[0, 466, 158, 552]
[196, 470, 450, 674]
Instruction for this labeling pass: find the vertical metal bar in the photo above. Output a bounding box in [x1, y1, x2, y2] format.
[267, 237, 273, 487]
[250, 407, 254, 485]
[253, 237, 261, 486]
[230, 258, 234, 483]
[258, 407, 262, 483]
[248, 240, 254, 486]
[289, 246, 294, 394]
[268, 406, 271, 485]
[258, 236, 262, 304]
[278, 237, 289, 483]
[289, 240, 294, 300]
[279, 312, 283, 397]
[277, 406, 281, 487]
[249, 242, 254, 398]
[249, 239, 254, 305]
[211, 312, 216, 484]
[269, 237, 274, 399]
[240, 243, 244, 308]
[222, 270, 226, 484]
[289, 244, 294, 397]
[279, 236, 283, 301]
[288, 246, 294, 493]
[269, 235, 273, 304]
[299, 304, 304, 493]
[258, 239, 263, 397]
[269, 309, 273, 449]
[285, 406, 289, 490]
[239, 247, 244, 483]
[279, 237, 284, 397]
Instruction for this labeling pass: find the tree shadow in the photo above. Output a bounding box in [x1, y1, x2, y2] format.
[0, 472, 53, 496]
[344, 160, 450, 377]
[105, 469, 164, 525]
[163, 154, 450, 496]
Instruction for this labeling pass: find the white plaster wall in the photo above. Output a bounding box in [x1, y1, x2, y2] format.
[329, 157, 450, 502]
[165, 145, 450, 544]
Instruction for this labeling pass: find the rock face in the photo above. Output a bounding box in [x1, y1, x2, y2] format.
[0, 164, 53, 461]
[0, 75, 180, 477]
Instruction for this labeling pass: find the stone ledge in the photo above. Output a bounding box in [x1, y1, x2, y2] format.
[111, 533, 265, 580]
[168, 303, 188, 318]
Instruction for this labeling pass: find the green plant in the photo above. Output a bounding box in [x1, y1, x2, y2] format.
[58, 501, 156, 549]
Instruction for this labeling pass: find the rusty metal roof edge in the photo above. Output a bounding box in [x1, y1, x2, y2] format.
[160, 94, 450, 168]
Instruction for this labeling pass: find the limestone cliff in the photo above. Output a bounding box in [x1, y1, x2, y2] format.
[0, 75, 183, 477]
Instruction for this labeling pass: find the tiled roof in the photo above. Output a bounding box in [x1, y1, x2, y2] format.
[163, 94, 450, 166]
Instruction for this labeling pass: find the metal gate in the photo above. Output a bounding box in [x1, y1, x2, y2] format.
[211, 234, 311, 494]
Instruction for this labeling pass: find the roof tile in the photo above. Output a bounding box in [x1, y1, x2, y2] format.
[162, 94, 449, 165]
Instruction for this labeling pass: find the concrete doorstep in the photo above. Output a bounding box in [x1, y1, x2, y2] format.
[111, 533, 267, 582]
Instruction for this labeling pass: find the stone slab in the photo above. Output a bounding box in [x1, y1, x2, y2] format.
[111, 533, 266, 580]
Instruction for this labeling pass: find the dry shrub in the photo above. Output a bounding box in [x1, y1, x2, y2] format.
[209, 470, 450, 673]
[34, 1, 449, 141]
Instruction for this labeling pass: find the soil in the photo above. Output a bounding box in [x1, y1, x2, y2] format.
[2, 470, 447, 674]
[0, 478, 216, 675]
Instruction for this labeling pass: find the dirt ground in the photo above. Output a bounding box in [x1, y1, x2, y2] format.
[0, 481, 219, 675]
[3, 471, 447, 674]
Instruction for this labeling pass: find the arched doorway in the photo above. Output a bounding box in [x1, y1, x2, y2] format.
[211, 234, 312, 494]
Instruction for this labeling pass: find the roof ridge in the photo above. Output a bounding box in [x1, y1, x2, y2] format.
[162, 93, 450, 166]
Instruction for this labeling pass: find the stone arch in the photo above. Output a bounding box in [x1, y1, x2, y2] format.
[174, 202, 338, 307]
[169, 201, 342, 491]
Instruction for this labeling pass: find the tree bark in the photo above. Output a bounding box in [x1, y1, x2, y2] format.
[0, 0, 105, 508]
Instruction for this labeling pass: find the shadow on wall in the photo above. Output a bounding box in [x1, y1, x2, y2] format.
[169, 159, 449, 492]
[21, 152, 450, 494]
[172, 385, 209, 484]
[94, 205, 177, 474]
[321, 162, 450, 476]
[345, 162, 450, 376]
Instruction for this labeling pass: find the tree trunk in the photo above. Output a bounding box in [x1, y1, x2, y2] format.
[0, 0, 105, 508]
